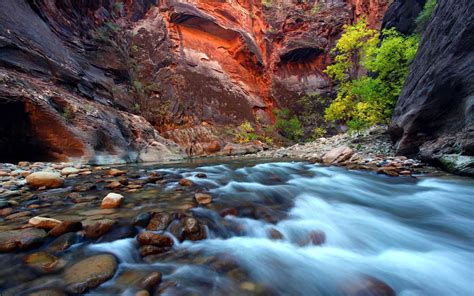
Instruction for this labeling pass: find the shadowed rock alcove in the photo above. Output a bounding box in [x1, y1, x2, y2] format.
[0, 101, 55, 163]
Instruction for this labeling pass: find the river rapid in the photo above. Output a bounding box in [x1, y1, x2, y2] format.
[1, 160, 473, 295]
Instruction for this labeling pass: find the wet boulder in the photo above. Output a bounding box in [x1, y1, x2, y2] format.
[61, 167, 79, 176]
[0, 228, 47, 252]
[137, 232, 174, 247]
[134, 212, 152, 228]
[47, 233, 77, 252]
[105, 180, 122, 189]
[322, 146, 354, 164]
[23, 251, 63, 273]
[26, 289, 67, 296]
[146, 212, 171, 231]
[298, 231, 326, 246]
[179, 178, 193, 186]
[220, 208, 238, 217]
[108, 168, 127, 176]
[167, 219, 185, 241]
[29, 216, 62, 230]
[140, 271, 162, 290]
[63, 254, 118, 294]
[268, 228, 284, 240]
[194, 192, 213, 205]
[83, 219, 116, 239]
[343, 276, 395, 296]
[101, 193, 124, 209]
[137, 232, 173, 256]
[48, 220, 83, 237]
[183, 217, 206, 241]
[26, 172, 64, 189]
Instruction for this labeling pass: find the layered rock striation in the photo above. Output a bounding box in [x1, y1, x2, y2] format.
[388, 0, 474, 175]
[0, 0, 389, 162]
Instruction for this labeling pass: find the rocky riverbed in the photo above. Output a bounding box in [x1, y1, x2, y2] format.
[0, 157, 473, 295]
[245, 126, 436, 177]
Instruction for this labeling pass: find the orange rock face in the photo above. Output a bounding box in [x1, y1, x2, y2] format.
[131, 0, 389, 148]
[0, 0, 389, 161]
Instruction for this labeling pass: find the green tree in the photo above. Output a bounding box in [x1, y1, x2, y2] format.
[416, 0, 437, 32]
[324, 20, 419, 131]
[273, 108, 304, 142]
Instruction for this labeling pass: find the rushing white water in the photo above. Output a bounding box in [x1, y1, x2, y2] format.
[90, 162, 474, 296]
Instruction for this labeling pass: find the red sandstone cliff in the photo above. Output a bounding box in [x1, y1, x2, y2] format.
[0, 0, 388, 163]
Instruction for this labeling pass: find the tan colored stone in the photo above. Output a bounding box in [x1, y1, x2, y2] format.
[194, 192, 212, 205]
[108, 168, 126, 176]
[29, 216, 62, 229]
[61, 167, 79, 176]
[322, 146, 354, 164]
[26, 172, 64, 189]
[101, 193, 124, 209]
[63, 254, 118, 293]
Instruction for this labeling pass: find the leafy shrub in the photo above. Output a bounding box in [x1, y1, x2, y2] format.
[312, 127, 327, 139]
[324, 19, 419, 131]
[416, 0, 437, 32]
[295, 92, 331, 140]
[236, 121, 259, 143]
[273, 108, 304, 142]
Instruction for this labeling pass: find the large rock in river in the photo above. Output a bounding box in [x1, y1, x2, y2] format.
[63, 254, 118, 293]
[26, 172, 64, 189]
[322, 146, 353, 164]
[0, 228, 47, 252]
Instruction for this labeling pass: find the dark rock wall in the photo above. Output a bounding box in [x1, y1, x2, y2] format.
[389, 0, 474, 163]
[381, 0, 426, 34]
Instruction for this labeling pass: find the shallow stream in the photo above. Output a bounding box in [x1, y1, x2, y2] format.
[1, 160, 473, 295]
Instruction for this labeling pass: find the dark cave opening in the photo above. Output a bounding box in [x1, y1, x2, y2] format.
[280, 47, 323, 64]
[0, 101, 54, 163]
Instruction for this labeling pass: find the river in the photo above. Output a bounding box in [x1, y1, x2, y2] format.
[1, 160, 473, 295]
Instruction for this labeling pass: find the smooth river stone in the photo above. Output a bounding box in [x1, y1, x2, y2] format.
[63, 254, 118, 293]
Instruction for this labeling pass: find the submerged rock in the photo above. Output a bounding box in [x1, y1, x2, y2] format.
[137, 232, 174, 247]
[194, 192, 213, 205]
[47, 233, 77, 252]
[26, 172, 64, 189]
[343, 276, 395, 296]
[0, 228, 47, 252]
[220, 208, 238, 217]
[63, 254, 118, 294]
[140, 271, 162, 290]
[183, 217, 206, 241]
[83, 219, 116, 239]
[178, 179, 193, 186]
[146, 212, 171, 231]
[26, 289, 67, 296]
[23, 251, 62, 273]
[48, 220, 82, 237]
[134, 212, 152, 228]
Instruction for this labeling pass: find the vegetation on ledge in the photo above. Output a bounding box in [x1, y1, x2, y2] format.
[324, 19, 419, 131]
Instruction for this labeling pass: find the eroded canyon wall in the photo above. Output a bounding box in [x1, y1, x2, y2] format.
[0, 0, 389, 162]
[389, 0, 474, 175]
